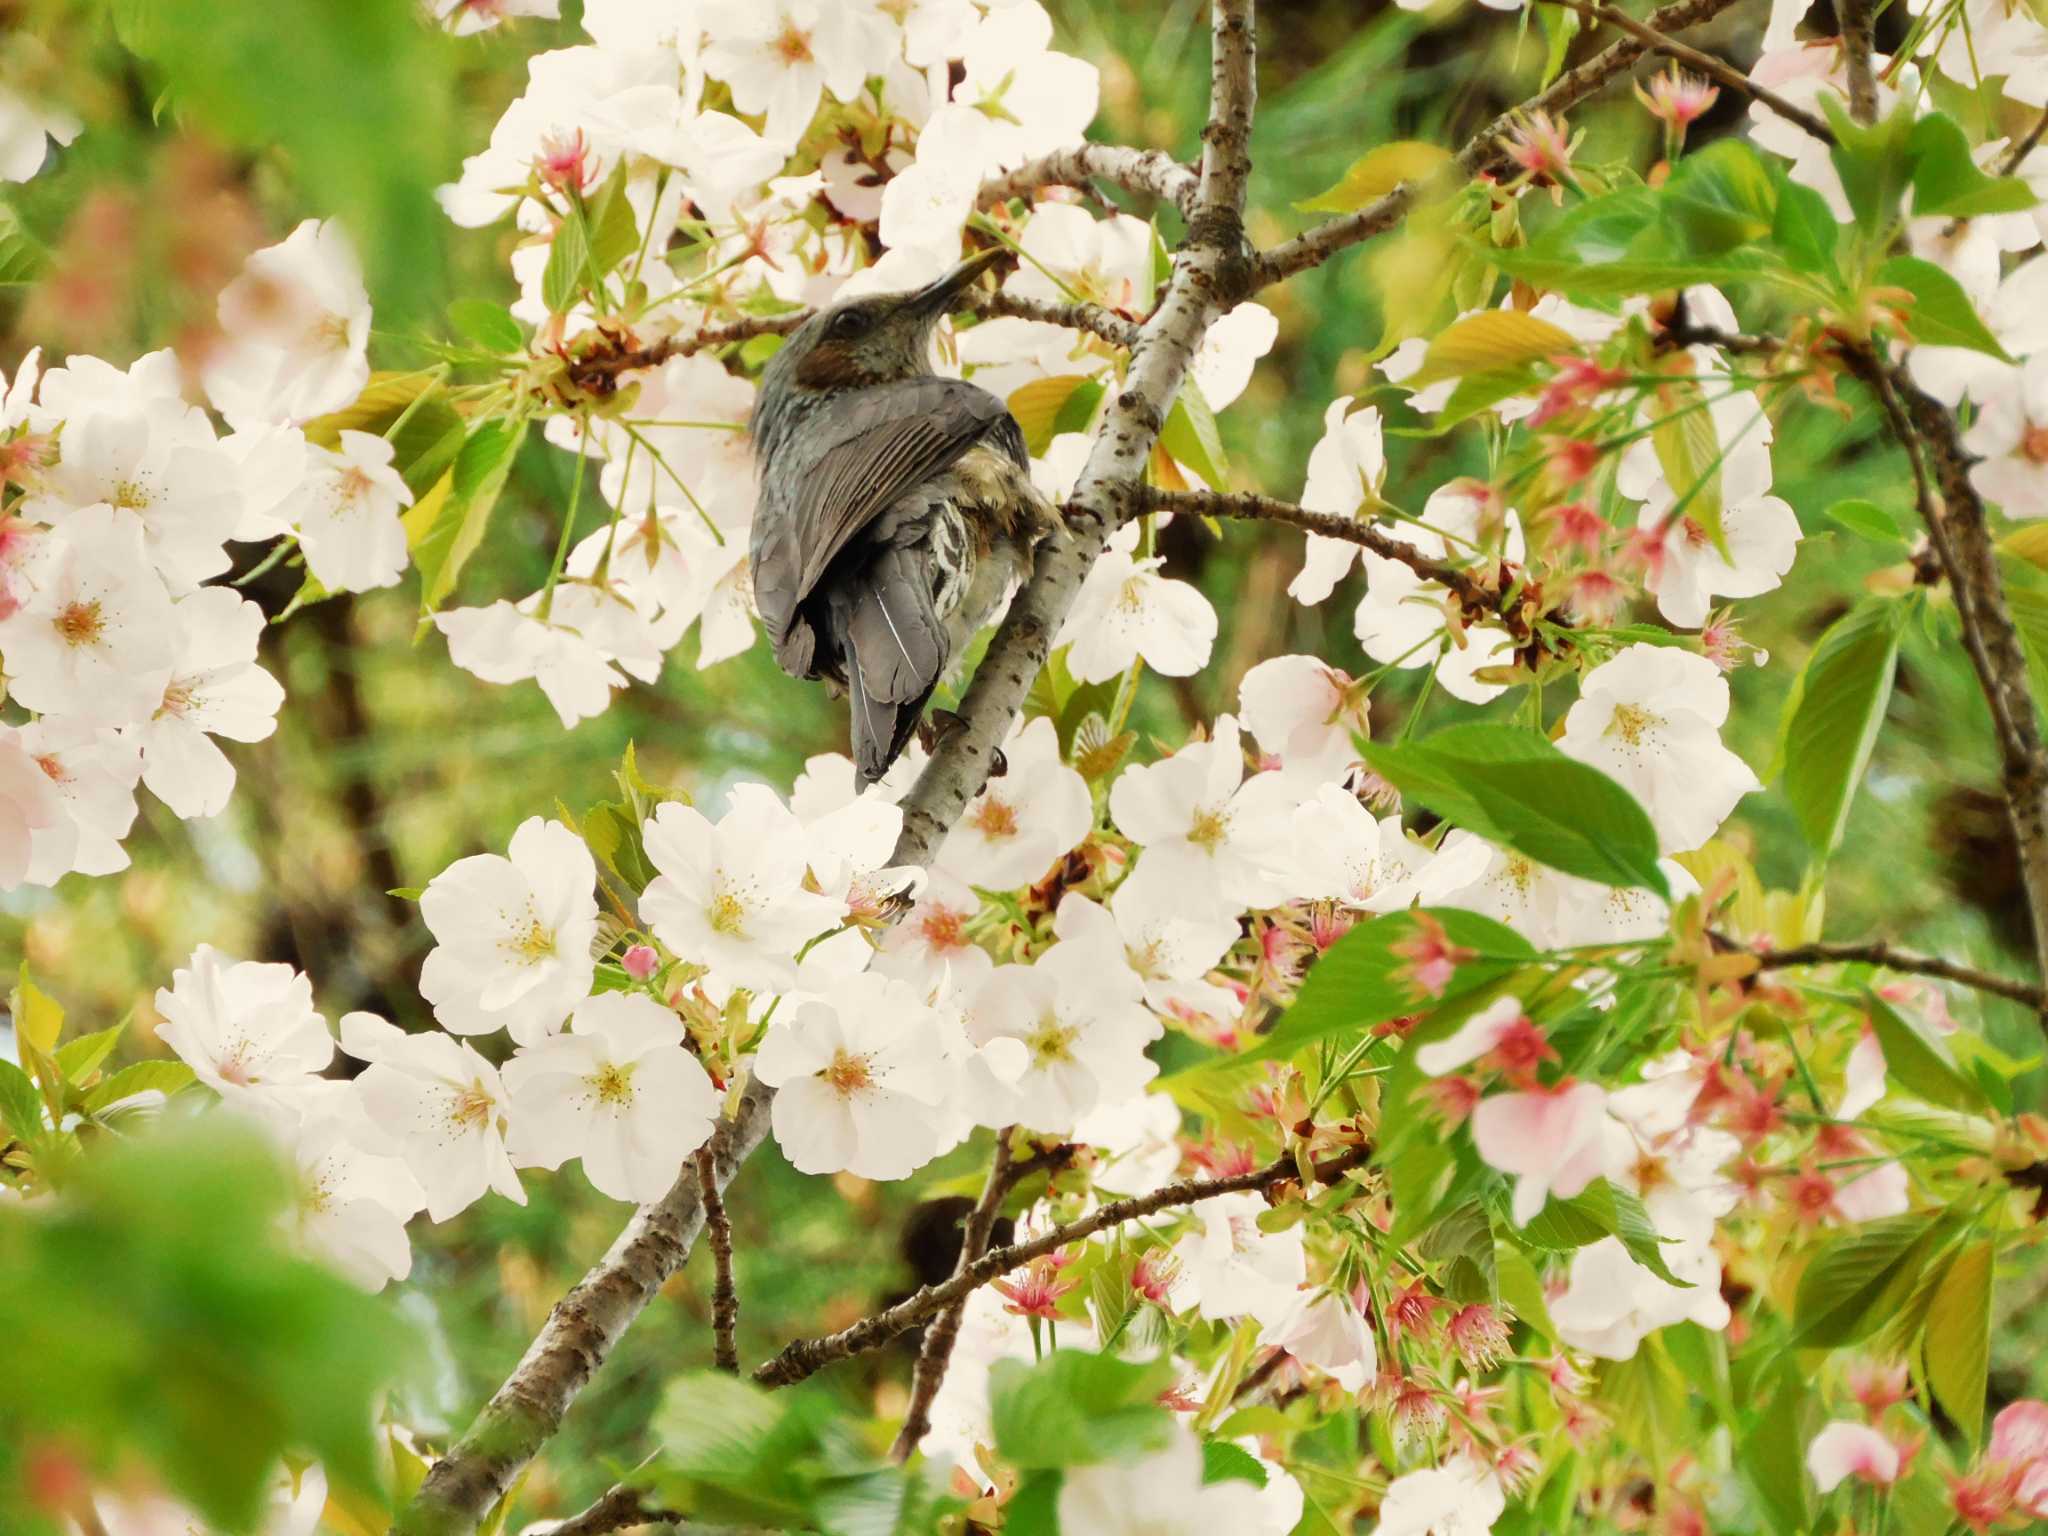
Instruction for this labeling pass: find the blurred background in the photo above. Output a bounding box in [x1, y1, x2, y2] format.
[1, 0, 2042, 1520]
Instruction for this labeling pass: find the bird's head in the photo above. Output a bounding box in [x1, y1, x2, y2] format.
[763, 248, 1007, 399]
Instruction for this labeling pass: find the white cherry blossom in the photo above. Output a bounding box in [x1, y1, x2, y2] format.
[13, 718, 139, 882]
[1266, 1287, 1378, 1392]
[1058, 1422, 1281, 1533]
[0, 507, 173, 726]
[1374, 1458, 1507, 1536]
[0, 84, 80, 182]
[128, 586, 286, 819]
[503, 993, 721, 1203]
[953, 2, 1100, 168]
[418, 816, 600, 1045]
[1055, 878, 1239, 1026]
[203, 219, 372, 429]
[1470, 1080, 1609, 1224]
[1058, 520, 1218, 683]
[286, 1115, 428, 1291]
[1288, 397, 1386, 605]
[962, 942, 1160, 1134]
[1005, 204, 1154, 313]
[296, 430, 414, 592]
[937, 716, 1092, 892]
[1239, 652, 1369, 783]
[1289, 783, 1487, 914]
[0, 725, 70, 889]
[700, 0, 895, 149]
[1108, 715, 1301, 910]
[1171, 1189, 1306, 1327]
[154, 945, 334, 1102]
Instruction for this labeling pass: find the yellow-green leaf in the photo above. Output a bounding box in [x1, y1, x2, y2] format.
[1008, 375, 1097, 456]
[11, 966, 62, 1056]
[2003, 521, 2048, 568]
[1296, 141, 1455, 213]
[302, 370, 441, 449]
[1925, 1239, 1993, 1445]
[1650, 378, 1728, 556]
[1407, 310, 1578, 388]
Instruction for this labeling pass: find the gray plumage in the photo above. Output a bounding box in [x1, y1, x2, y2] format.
[749, 252, 1058, 782]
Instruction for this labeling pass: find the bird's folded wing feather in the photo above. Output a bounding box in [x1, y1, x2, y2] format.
[751, 377, 1021, 644]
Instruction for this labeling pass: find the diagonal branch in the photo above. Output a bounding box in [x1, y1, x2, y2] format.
[752, 1144, 1374, 1390]
[1731, 935, 2046, 1009]
[1837, 0, 1880, 126]
[1251, 0, 1747, 287]
[392, 1078, 776, 1536]
[977, 143, 1201, 219]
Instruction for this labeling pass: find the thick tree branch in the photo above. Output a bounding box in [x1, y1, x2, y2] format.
[1535, 0, 1835, 143]
[403, 12, 1264, 1529]
[1251, 0, 1747, 287]
[1839, 346, 2048, 1017]
[1729, 935, 2046, 1009]
[1137, 485, 1515, 628]
[887, 0, 1261, 866]
[392, 1078, 775, 1536]
[696, 1148, 739, 1374]
[752, 1143, 1374, 1390]
[1837, 0, 1880, 126]
[977, 143, 1201, 219]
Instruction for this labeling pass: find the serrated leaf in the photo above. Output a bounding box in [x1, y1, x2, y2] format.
[1359, 723, 1670, 895]
[1878, 256, 2014, 360]
[1824, 497, 1906, 544]
[989, 1352, 1176, 1469]
[1792, 1212, 1943, 1347]
[1774, 600, 1906, 859]
[1515, 1180, 1689, 1287]
[1659, 139, 1778, 254]
[12, 966, 63, 1055]
[81, 1060, 198, 1114]
[1908, 112, 2038, 219]
[1925, 1239, 1992, 1445]
[542, 215, 590, 316]
[1296, 141, 1454, 212]
[1200, 1440, 1268, 1488]
[411, 418, 528, 613]
[0, 1057, 45, 1141]
[1407, 310, 1579, 389]
[1008, 375, 1097, 457]
[302, 370, 441, 449]
[55, 1023, 126, 1086]
[1867, 989, 1987, 1111]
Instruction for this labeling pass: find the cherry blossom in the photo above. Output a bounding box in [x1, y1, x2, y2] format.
[203, 219, 372, 429]
[1172, 1190, 1307, 1325]
[1807, 1421, 1904, 1492]
[284, 1115, 428, 1291]
[952, 1, 1101, 168]
[1062, 872, 1241, 1025]
[936, 716, 1092, 892]
[435, 594, 656, 728]
[962, 941, 1160, 1134]
[1965, 354, 2048, 514]
[755, 973, 959, 1178]
[154, 946, 334, 1103]
[699, 0, 895, 149]
[1288, 397, 1386, 605]
[417, 816, 600, 1045]
[0, 507, 172, 726]
[1059, 520, 1219, 684]
[873, 866, 994, 990]
[1470, 1080, 1609, 1224]
[1549, 1233, 1728, 1360]
[0, 725, 70, 889]
[1266, 1287, 1378, 1392]
[503, 993, 721, 1203]
[1374, 1457, 1508, 1536]
[0, 84, 80, 183]
[1005, 204, 1154, 313]
[1291, 782, 1488, 914]
[1108, 715, 1302, 910]
[12, 718, 139, 882]
[1239, 653, 1370, 783]
[340, 1010, 526, 1222]
[431, 0, 561, 36]
[295, 430, 414, 592]
[1352, 483, 1522, 705]
[1058, 1422, 1283, 1532]
[640, 784, 846, 995]
[128, 586, 285, 820]
[1559, 644, 1758, 854]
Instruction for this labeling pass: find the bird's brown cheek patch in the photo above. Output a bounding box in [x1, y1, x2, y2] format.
[794, 344, 873, 391]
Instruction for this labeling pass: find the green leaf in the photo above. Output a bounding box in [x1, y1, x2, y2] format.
[1824, 498, 1906, 544]
[0, 203, 49, 287]
[1406, 309, 1580, 389]
[542, 213, 590, 316]
[1486, 250, 1772, 299]
[1659, 140, 1778, 254]
[1160, 375, 1228, 488]
[1774, 600, 1906, 859]
[1743, 1367, 1818, 1535]
[1824, 94, 1920, 234]
[1003, 1472, 1061, 1536]
[1792, 1211, 1944, 1347]
[447, 298, 523, 355]
[0, 1058, 44, 1142]
[988, 1351, 1177, 1470]
[1201, 1441, 1269, 1488]
[1877, 256, 2014, 360]
[1008, 375, 1099, 456]
[411, 418, 529, 613]
[1296, 141, 1454, 212]
[1359, 723, 1670, 896]
[1649, 376, 1729, 558]
[54, 1023, 126, 1087]
[1595, 1337, 1689, 1463]
[81, 1060, 197, 1114]
[1416, 1203, 1498, 1303]
[1907, 112, 2038, 219]
[1925, 1239, 1992, 1445]
[1867, 989, 1988, 1112]
[1771, 173, 1840, 274]
[1515, 1180, 1690, 1287]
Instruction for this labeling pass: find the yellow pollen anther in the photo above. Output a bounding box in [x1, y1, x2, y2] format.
[1607, 702, 1657, 748]
[1187, 807, 1230, 850]
[111, 479, 152, 510]
[970, 796, 1019, 840]
[54, 600, 103, 648]
[588, 1062, 636, 1107]
[505, 916, 556, 964]
[449, 1083, 495, 1132]
[824, 1048, 872, 1096]
[774, 19, 813, 62]
[709, 890, 748, 936]
[1026, 1015, 1079, 1066]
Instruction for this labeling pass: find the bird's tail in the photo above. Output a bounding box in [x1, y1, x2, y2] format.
[833, 544, 947, 783]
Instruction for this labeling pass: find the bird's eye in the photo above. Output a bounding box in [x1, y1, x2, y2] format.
[829, 308, 872, 340]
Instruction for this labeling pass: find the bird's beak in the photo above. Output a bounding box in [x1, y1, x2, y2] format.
[910, 247, 1008, 315]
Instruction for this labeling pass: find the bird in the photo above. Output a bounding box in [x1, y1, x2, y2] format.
[748, 248, 1061, 784]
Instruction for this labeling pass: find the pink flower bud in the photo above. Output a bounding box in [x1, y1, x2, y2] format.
[621, 943, 658, 981]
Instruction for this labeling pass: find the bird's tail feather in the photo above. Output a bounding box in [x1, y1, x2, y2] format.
[839, 545, 947, 782]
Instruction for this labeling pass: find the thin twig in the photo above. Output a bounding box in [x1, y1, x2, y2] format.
[1999, 106, 2048, 175]
[1837, 0, 1880, 126]
[1535, 0, 1836, 143]
[892, 1132, 1020, 1461]
[1137, 485, 1512, 627]
[977, 143, 1201, 219]
[1731, 935, 2046, 1009]
[752, 1143, 1374, 1389]
[697, 1147, 739, 1374]
[1252, 0, 1748, 286]
[529, 1486, 678, 1536]
[969, 287, 1143, 348]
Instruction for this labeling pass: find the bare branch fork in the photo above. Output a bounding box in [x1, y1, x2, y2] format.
[752, 1144, 1376, 1390]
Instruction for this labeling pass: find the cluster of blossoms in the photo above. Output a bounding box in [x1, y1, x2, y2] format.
[0, 211, 422, 889]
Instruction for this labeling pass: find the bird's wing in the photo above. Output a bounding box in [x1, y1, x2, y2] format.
[752, 377, 1022, 648]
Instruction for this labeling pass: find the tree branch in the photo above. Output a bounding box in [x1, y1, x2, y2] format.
[890, 1132, 1019, 1462]
[752, 1143, 1374, 1390]
[392, 1078, 776, 1536]
[966, 288, 1143, 349]
[1251, 0, 1747, 287]
[1730, 936, 2046, 1009]
[977, 143, 1201, 219]
[696, 1147, 739, 1374]
[1137, 485, 1518, 630]
[1534, 0, 1835, 143]
[1839, 345, 2048, 1020]
[1837, 0, 1880, 126]
[527, 1486, 677, 1536]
